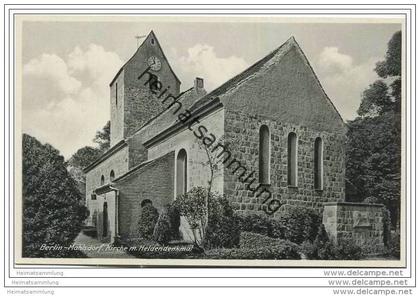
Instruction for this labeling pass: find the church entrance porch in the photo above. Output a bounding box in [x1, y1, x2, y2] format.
[93, 188, 118, 243]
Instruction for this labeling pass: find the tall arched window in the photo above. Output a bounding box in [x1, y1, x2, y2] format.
[259, 125, 270, 184]
[110, 170, 115, 182]
[287, 132, 298, 187]
[314, 137, 323, 190]
[176, 149, 187, 197]
[100, 175, 105, 185]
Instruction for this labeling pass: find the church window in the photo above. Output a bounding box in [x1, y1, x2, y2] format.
[314, 137, 323, 190]
[287, 132, 298, 187]
[259, 125, 270, 184]
[110, 170, 115, 182]
[176, 149, 187, 197]
[100, 175, 105, 185]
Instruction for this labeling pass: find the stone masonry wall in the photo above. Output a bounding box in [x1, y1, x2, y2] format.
[115, 151, 175, 239]
[323, 202, 385, 254]
[223, 109, 346, 216]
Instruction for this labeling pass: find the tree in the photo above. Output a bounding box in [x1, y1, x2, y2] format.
[93, 120, 110, 152]
[22, 134, 88, 257]
[67, 146, 103, 196]
[195, 136, 225, 233]
[68, 146, 103, 169]
[67, 121, 110, 190]
[346, 31, 401, 227]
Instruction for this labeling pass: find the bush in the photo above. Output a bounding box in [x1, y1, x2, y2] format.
[153, 207, 172, 245]
[173, 187, 207, 230]
[22, 134, 88, 258]
[203, 194, 241, 249]
[334, 238, 364, 260]
[302, 225, 364, 260]
[302, 225, 336, 260]
[237, 213, 272, 236]
[137, 203, 159, 239]
[204, 244, 300, 260]
[387, 231, 400, 259]
[167, 204, 181, 240]
[239, 231, 299, 250]
[382, 207, 392, 248]
[278, 206, 322, 244]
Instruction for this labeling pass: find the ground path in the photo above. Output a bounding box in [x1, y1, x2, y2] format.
[73, 232, 135, 258]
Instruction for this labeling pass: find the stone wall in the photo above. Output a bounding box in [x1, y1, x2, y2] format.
[115, 151, 175, 239]
[323, 202, 385, 254]
[223, 109, 346, 216]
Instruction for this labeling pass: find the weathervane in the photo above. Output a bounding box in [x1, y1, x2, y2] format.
[135, 35, 147, 48]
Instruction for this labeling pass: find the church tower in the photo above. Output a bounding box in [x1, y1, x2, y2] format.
[109, 31, 181, 147]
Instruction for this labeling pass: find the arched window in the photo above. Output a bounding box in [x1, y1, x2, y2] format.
[110, 170, 115, 182]
[100, 175, 105, 185]
[287, 132, 298, 187]
[176, 149, 187, 196]
[314, 137, 323, 190]
[259, 125, 270, 184]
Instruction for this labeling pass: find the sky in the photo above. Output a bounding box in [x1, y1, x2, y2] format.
[20, 17, 402, 158]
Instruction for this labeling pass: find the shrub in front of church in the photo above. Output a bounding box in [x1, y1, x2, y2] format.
[302, 224, 364, 260]
[278, 206, 322, 244]
[236, 213, 286, 240]
[153, 206, 172, 245]
[301, 224, 336, 260]
[237, 213, 277, 237]
[167, 204, 181, 241]
[203, 242, 301, 260]
[202, 194, 241, 249]
[386, 231, 400, 259]
[239, 231, 299, 250]
[137, 203, 159, 239]
[173, 187, 207, 243]
[333, 239, 364, 260]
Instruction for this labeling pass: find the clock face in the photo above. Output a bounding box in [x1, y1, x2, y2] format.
[147, 56, 161, 71]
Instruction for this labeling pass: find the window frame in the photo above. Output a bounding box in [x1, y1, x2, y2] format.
[314, 137, 324, 191]
[259, 124, 271, 185]
[287, 132, 298, 187]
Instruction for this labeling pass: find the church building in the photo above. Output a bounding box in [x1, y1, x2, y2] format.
[83, 31, 347, 243]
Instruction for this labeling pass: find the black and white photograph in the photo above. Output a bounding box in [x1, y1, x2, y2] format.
[17, 15, 404, 267]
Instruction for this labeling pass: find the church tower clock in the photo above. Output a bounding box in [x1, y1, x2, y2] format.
[108, 31, 181, 147]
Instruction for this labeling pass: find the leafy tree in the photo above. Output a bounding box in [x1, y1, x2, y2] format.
[22, 134, 88, 257]
[68, 146, 103, 169]
[93, 120, 110, 152]
[67, 121, 110, 189]
[346, 31, 401, 227]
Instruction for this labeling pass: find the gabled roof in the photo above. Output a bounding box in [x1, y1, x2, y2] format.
[188, 36, 345, 126]
[109, 30, 181, 86]
[188, 37, 298, 112]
